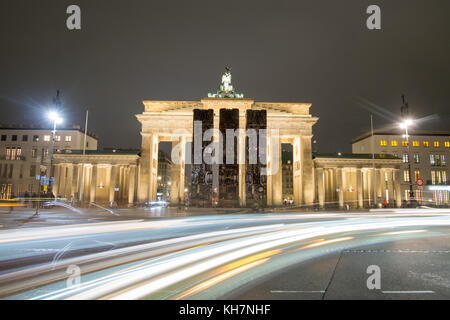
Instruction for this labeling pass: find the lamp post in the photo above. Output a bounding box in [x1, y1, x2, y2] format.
[400, 119, 414, 204]
[48, 111, 63, 198]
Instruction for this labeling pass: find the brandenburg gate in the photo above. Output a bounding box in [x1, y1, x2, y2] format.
[136, 69, 318, 206]
[52, 70, 403, 208]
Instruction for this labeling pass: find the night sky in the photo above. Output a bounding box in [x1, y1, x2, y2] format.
[1, 0, 449, 153]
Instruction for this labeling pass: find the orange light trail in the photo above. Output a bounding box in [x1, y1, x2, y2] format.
[175, 258, 269, 300]
[299, 237, 354, 250]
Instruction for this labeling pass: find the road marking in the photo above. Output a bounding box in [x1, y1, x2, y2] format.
[382, 290, 434, 294]
[344, 249, 450, 254]
[271, 290, 325, 293]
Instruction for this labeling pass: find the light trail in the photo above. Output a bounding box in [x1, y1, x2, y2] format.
[299, 237, 354, 249]
[2, 212, 450, 300]
[28, 215, 450, 300]
[174, 258, 270, 300]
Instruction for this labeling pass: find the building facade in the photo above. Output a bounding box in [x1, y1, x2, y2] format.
[46, 70, 409, 209]
[136, 70, 318, 207]
[352, 130, 450, 205]
[0, 125, 98, 199]
[314, 153, 403, 208]
[53, 150, 139, 204]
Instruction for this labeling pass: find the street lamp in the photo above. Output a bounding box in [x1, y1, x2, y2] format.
[48, 111, 63, 198]
[399, 118, 414, 204]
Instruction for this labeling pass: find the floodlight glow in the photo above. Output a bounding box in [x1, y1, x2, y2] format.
[48, 111, 63, 124]
[399, 119, 413, 129]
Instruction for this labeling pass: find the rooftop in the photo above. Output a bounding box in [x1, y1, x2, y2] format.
[313, 152, 400, 160]
[55, 149, 140, 156]
[0, 124, 98, 139]
[352, 129, 450, 144]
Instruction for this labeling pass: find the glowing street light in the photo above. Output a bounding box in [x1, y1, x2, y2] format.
[399, 118, 415, 203]
[47, 111, 63, 199]
[399, 119, 413, 129]
[48, 111, 63, 125]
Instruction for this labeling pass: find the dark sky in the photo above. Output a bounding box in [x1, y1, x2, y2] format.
[1, 0, 449, 153]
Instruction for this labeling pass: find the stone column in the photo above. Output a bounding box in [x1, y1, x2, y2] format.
[336, 168, 344, 208]
[356, 168, 363, 208]
[77, 164, 84, 202]
[394, 169, 402, 208]
[264, 131, 282, 206]
[238, 112, 246, 207]
[266, 131, 272, 206]
[375, 169, 382, 202]
[70, 164, 78, 199]
[118, 166, 124, 202]
[128, 165, 136, 204]
[316, 167, 325, 207]
[124, 167, 130, 202]
[109, 165, 119, 203]
[66, 164, 74, 200]
[330, 168, 336, 202]
[138, 133, 150, 203]
[380, 169, 386, 202]
[53, 164, 61, 198]
[83, 165, 91, 203]
[212, 113, 220, 201]
[170, 136, 186, 204]
[59, 165, 66, 198]
[272, 133, 282, 206]
[149, 135, 159, 202]
[293, 136, 302, 205]
[363, 169, 370, 206]
[387, 169, 394, 206]
[90, 164, 97, 203]
[301, 136, 314, 205]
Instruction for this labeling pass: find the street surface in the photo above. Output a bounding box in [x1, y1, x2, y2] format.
[1, 205, 450, 300]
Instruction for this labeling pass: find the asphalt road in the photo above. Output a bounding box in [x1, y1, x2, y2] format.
[1, 206, 450, 300]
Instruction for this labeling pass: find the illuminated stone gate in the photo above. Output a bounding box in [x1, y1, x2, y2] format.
[136, 69, 318, 206]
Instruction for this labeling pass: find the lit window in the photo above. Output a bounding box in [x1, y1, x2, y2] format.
[55, 136, 61, 142]
[402, 154, 409, 163]
[442, 155, 446, 166]
[423, 141, 429, 147]
[445, 141, 450, 148]
[436, 171, 442, 184]
[380, 140, 387, 147]
[33, 135, 39, 142]
[443, 171, 448, 184]
[413, 153, 420, 163]
[430, 154, 435, 166]
[431, 170, 436, 184]
[436, 154, 442, 166]
[403, 170, 410, 182]
[65, 136, 72, 142]
[44, 135, 50, 141]
[412, 140, 419, 147]
[434, 141, 440, 148]
[391, 140, 398, 147]
[402, 140, 408, 147]
[414, 170, 421, 181]
[31, 148, 37, 158]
